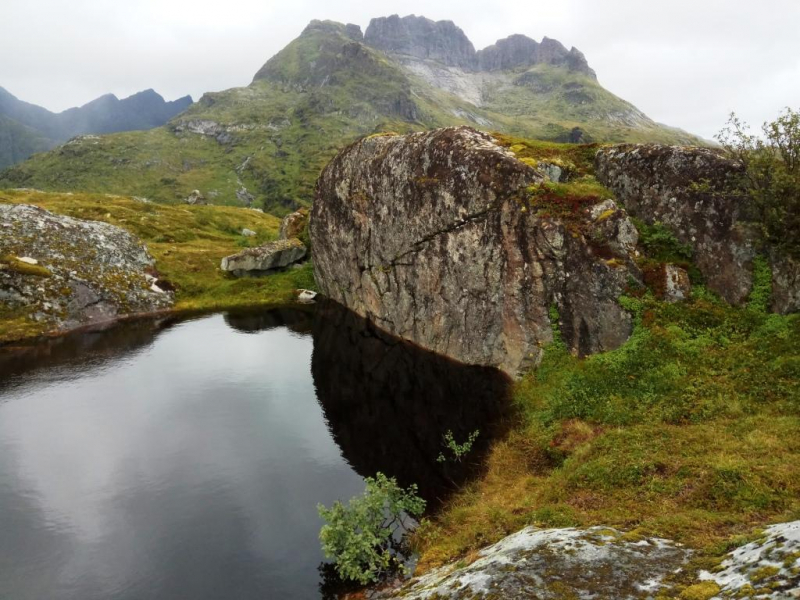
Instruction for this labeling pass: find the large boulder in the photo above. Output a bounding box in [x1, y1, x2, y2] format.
[220, 238, 306, 276]
[595, 144, 799, 313]
[0, 203, 173, 335]
[311, 127, 641, 377]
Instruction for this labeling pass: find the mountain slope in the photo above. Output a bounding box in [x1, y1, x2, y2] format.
[0, 16, 703, 213]
[0, 87, 192, 168]
[0, 115, 54, 169]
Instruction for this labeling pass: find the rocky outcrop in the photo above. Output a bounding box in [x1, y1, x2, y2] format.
[184, 189, 207, 205]
[364, 14, 595, 78]
[477, 35, 596, 78]
[696, 520, 800, 598]
[364, 15, 476, 69]
[596, 145, 799, 313]
[220, 238, 306, 276]
[379, 526, 690, 599]
[0, 204, 173, 335]
[279, 208, 309, 240]
[311, 127, 641, 377]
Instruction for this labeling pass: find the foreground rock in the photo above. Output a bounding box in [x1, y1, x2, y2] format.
[697, 520, 800, 599]
[0, 204, 173, 335]
[220, 238, 306, 276]
[379, 526, 690, 599]
[596, 145, 799, 313]
[311, 127, 641, 377]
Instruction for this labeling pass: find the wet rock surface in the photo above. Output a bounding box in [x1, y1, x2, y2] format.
[0, 203, 173, 335]
[379, 526, 690, 599]
[595, 144, 799, 313]
[311, 127, 640, 377]
[220, 237, 306, 276]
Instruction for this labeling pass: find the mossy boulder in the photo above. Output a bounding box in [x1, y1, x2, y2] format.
[0, 203, 173, 338]
[595, 144, 799, 314]
[311, 127, 641, 377]
[379, 525, 690, 599]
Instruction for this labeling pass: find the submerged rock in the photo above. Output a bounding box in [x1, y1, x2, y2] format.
[311, 127, 641, 377]
[0, 203, 173, 335]
[220, 238, 306, 276]
[595, 144, 799, 314]
[379, 526, 690, 599]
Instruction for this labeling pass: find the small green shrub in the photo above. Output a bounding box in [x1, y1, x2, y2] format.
[717, 108, 800, 258]
[318, 473, 426, 585]
[437, 430, 480, 464]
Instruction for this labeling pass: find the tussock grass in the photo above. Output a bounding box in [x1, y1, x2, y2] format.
[412, 291, 800, 575]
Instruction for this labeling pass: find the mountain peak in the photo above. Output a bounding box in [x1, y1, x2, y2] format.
[364, 14, 476, 69]
[361, 14, 595, 78]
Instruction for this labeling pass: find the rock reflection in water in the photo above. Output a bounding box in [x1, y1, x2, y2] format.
[311, 300, 513, 506]
[223, 307, 313, 335]
[0, 317, 177, 390]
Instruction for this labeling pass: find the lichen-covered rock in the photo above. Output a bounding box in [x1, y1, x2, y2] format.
[379, 526, 690, 599]
[697, 520, 800, 599]
[220, 237, 306, 276]
[0, 204, 173, 334]
[595, 144, 799, 313]
[311, 127, 641, 377]
[279, 207, 309, 240]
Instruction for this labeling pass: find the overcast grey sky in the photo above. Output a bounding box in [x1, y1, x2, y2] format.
[1, 0, 798, 139]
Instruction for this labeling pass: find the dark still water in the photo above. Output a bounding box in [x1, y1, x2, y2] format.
[0, 303, 510, 599]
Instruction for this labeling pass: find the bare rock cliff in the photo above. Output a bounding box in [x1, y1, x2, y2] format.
[310, 127, 640, 377]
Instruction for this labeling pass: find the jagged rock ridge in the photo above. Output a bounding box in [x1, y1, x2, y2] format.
[363, 15, 595, 78]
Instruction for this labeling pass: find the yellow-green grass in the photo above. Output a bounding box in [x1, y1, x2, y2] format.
[0, 189, 315, 342]
[412, 291, 800, 586]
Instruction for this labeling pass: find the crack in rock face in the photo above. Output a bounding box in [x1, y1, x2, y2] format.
[311, 126, 641, 377]
[377, 526, 691, 599]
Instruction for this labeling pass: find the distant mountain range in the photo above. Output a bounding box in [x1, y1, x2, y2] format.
[0, 88, 192, 168]
[0, 14, 703, 213]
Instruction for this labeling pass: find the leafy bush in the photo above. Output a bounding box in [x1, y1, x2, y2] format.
[318, 473, 426, 585]
[436, 430, 480, 464]
[716, 108, 800, 257]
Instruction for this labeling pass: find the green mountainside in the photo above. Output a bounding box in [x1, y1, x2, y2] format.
[0, 87, 192, 169]
[0, 16, 704, 214]
[0, 115, 54, 169]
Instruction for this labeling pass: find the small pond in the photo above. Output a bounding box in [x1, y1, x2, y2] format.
[0, 302, 510, 599]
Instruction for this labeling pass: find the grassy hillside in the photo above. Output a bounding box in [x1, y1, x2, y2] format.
[0, 189, 314, 342]
[0, 21, 704, 215]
